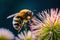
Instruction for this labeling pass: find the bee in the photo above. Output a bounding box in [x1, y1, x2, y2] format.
[7, 9, 33, 31]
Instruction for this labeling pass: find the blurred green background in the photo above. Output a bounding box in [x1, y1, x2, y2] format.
[0, 0, 60, 36]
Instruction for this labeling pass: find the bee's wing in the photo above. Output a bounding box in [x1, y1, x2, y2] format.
[7, 13, 18, 19]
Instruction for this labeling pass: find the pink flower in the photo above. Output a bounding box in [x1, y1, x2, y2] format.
[17, 31, 32, 40]
[0, 28, 14, 40]
[30, 8, 60, 40]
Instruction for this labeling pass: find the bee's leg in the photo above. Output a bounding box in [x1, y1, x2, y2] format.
[30, 16, 41, 26]
[18, 29, 21, 33]
[23, 23, 27, 32]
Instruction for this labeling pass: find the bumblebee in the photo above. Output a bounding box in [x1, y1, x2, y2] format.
[7, 9, 33, 31]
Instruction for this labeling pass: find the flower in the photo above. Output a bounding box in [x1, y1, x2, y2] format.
[0, 28, 14, 40]
[30, 8, 60, 40]
[17, 31, 32, 40]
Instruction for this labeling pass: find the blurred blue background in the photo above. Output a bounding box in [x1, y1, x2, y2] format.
[0, 0, 60, 36]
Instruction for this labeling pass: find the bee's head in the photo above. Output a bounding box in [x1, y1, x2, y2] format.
[26, 11, 33, 20]
[19, 9, 34, 23]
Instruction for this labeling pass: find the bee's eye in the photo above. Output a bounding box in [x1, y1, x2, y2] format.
[25, 12, 33, 20]
[27, 12, 33, 16]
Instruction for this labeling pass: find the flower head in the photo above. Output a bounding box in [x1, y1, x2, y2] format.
[17, 31, 32, 40]
[30, 8, 60, 40]
[0, 28, 14, 40]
